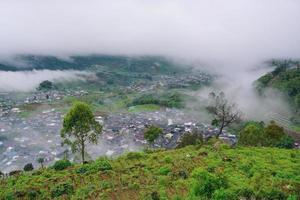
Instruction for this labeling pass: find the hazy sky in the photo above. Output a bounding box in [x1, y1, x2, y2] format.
[0, 0, 299, 67]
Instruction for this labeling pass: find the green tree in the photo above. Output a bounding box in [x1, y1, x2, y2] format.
[23, 163, 34, 171]
[264, 121, 285, 146]
[144, 125, 163, 146]
[61, 102, 102, 163]
[38, 80, 54, 91]
[238, 124, 264, 146]
[37, 157, 45, 168]
[207, 92, 242, 138]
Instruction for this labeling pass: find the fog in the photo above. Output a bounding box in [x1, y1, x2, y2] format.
[0, 70, 89, 92]
[0, 0, 300, 119]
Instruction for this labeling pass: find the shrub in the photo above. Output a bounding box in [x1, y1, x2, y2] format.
[212, 189, 237, 200]
[177, 130, 203, 148]
[93, 158, 112, 171]
[27, 189, 40, 199]
[238, 124, 264, 146]
[256, 189, 287, 200]
[23, 163, 34, 172]
[51, 182, 74, 198]
[236, 187, 255, 199]
[190, 168, 227, 199]
[126, 152, 145, 160]
[264, 121, 285, 146]
[144, 125, 163, 144]
[76, 158, 112, 174]
[276, 135, 295, 149]
[158, 166, 171, 175]
[52, 159, 72, 171]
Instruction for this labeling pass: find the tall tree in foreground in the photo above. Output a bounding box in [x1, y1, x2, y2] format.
[207, 92, 242, 138]
[61, 102, 102, 163]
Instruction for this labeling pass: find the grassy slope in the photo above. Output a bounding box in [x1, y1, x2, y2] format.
[1, 145, 299, 200]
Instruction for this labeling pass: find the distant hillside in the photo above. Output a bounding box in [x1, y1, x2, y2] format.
[0, 145, 299, 200]
[0, 55, 186, 75]
[256, 60, 300, 124]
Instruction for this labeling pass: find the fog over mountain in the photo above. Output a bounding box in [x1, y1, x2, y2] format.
[0, 0, 299, 63]
[0, 0, 299, 118]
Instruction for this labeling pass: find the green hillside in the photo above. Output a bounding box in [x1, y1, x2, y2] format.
[256, 59, 300, 127]
[256, 60, 300, 109]
[1, 144, 299, 200]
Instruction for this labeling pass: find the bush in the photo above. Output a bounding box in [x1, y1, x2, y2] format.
[190, 168, 227, 199]
[129, 92, 184, 108]
[51, 182, 74, 198]
[144, 125, 163, 144]
[264, 121, 285, 146]
[276, 135, 295, 149]
[177, 130, 203, 148]
[52, 159, 72, 171]
[94, 158, 112, 171]
[256, 189, 287, 200]
[238, 124, 264, 146]
[158, 166, 171, 175]
[126, 152, 145, 160]
[212, 189, 237, 200]
[23, 163, 34, 172]
[76, 158, 112, 174]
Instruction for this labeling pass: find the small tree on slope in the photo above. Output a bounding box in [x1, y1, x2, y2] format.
[61, 102, 102, 164]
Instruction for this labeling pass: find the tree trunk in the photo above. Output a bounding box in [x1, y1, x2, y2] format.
[217, 123, 224, 139]
[81, 141, 85, 164]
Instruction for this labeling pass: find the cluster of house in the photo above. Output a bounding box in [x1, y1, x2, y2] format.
[0, 106, 236, 173]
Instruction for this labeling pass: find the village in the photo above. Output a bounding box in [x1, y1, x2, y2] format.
[0, 92, 236, 173]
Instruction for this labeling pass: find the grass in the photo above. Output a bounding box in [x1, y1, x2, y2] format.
[1, 144, 299, 200]
[128, 104, 161, 112]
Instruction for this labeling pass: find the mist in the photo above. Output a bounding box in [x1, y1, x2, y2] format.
[0, 70, 89, 92]
[0, 0, 300, 120]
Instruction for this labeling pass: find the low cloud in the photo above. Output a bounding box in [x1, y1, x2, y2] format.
[0, 70, 89, 92]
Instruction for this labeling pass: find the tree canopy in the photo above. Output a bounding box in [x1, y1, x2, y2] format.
[207, 92, 242, 138]
[61, 102, 102, 163]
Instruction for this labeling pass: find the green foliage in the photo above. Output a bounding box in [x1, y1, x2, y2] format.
[126, 151, 146, 160]
[264, 121, 285, 146]
[276, 135, 295, 149]
[238, 121, 292, 148]
[212, 189, 237, 200]
[144, 125, 163, 144]
[37, 80, 55, 91]
[157, 166, 171, 175]
[177, 130, 203, 148]
[36, 157, 45, 168]
[1, 146, 300, 199]
[238, 124, 264, 146]
[129, 92, 184, 108]
[256, 61, 300, 111]
[190, 168, 227, 199]
[52, 159, 72, 171]
[76, 158, 112, 174]
[50, 182, 74, 198]
[23, 163, 34, 172]
[61, 101, 102, 163]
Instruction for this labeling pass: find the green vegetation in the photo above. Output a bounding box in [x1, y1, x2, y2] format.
[61, 102, 103, 163]
[37, 80, 55, 91]
[1, 144, 299, 199]
[144, 125, 163, 145]
[23, 163, 34, 172]
[207, 91, 242, 137]
[256, 59, 300, 111]
[129, 91, 184, 109]
[177, 130, 204, 148]
[238, 121, 294, 148]
[52, 160, 72, 171]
